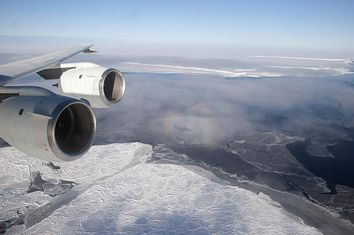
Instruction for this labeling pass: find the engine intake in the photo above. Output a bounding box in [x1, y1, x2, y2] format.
[51, 101, 96, 158]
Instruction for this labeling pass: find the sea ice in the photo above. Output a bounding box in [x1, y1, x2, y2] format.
[0, 143, 321, 234]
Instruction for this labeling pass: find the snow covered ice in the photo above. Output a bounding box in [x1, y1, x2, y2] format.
[0, 143, 321, 234]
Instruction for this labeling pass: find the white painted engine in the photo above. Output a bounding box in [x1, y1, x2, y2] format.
[59, 63, 125, 108]
[0, 87, 96, 162]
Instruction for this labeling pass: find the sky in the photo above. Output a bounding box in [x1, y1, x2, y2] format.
[0, 0, 354, 57]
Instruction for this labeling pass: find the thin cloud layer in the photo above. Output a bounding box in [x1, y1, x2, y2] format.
[94, 69, 354, 146]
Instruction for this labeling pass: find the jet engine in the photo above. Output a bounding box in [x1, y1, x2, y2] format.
[58, 63, 125, 108]
[0, 88, 96, 162]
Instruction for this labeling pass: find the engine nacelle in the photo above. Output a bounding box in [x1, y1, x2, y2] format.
[0, 94, 96, 162]
[59, 63, 125, 108]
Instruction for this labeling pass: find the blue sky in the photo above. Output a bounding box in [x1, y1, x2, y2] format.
[0, 0, 353, 57]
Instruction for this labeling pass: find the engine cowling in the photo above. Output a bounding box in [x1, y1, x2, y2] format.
[0, 94, 96, 162]
[59, 63, 125, 108]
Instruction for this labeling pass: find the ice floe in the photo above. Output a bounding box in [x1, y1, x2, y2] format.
[0, 143, 321, 234]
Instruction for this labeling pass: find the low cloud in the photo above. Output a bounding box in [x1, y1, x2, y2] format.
[94, 69, 354, 146]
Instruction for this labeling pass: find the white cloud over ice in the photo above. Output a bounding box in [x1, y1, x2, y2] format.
[120, 62, 282, 77]
[115, 55, 353, 77]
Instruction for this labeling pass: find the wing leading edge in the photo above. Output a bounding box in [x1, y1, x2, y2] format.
[0, 44, 93, 86]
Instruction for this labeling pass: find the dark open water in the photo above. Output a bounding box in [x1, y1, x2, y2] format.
[287, 139, 354, 193]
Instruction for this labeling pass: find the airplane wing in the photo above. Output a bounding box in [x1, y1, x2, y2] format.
[0, 43, 93, 86]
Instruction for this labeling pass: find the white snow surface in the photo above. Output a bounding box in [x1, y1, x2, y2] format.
[0, 143, 321, 234]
